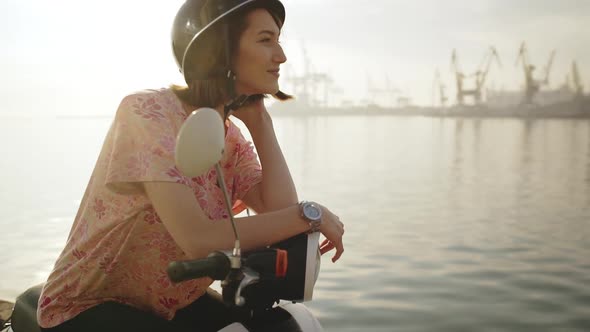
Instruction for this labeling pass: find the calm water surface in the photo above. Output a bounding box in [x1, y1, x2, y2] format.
[1, 115, 589, 331]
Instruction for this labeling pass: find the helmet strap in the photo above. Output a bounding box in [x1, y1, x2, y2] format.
[221, 20, 249, 120]
[223, 70, 248, 119]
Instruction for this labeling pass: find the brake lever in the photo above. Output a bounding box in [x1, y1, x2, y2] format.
[234, 267, 260, 306]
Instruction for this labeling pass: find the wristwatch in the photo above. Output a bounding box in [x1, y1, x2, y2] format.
[299, 201, 322, 233]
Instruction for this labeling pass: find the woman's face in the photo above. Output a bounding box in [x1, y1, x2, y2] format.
[233, 8, 287, 95]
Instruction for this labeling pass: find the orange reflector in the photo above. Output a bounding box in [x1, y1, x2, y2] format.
[275, 249, 288, 278]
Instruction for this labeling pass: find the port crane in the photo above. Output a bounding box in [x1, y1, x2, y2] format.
[283, 42, 335, 107]
[367, 74, 401, 107]
[570, 61, 584, 97]
[451, 46, 501, 105]
[432, 69, 448, 107]
[515, 41, 556, 104]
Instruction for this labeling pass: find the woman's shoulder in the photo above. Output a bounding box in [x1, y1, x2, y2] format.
[118, 87, 181, 105]
[115, 88, 186, 123]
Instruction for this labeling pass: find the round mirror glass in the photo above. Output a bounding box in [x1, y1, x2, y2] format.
[175, 108, 225, 177]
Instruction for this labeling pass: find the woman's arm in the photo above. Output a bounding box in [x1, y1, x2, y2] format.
[144, 182, 306, 259]
[233, 101, 298, 213]
[143, 182, 344, 262]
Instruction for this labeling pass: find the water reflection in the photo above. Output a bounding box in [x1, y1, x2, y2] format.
[452, 119, 464, 187]
[2, 116, 590, 331]
[517, 119, 535, 206]
[587, 124, 590, 185]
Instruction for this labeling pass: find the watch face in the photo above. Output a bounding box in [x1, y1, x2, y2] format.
[303, 203, 321, 221]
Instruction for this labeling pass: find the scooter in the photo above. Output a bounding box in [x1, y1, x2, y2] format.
[2, 108, 324, 332]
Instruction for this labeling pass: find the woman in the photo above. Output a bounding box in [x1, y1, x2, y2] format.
[37, 0, 344, 331]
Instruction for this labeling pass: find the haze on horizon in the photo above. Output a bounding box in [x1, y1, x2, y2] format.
[0, 0, 588, 116]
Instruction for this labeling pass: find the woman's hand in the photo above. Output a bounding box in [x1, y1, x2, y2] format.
[230, 95, 267, 128]
[318, 205, 345, 263]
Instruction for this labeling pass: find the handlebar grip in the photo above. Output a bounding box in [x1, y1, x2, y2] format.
[167, 251, 231, 283]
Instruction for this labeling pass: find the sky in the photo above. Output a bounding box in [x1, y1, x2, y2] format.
[0, 0, 588, 116]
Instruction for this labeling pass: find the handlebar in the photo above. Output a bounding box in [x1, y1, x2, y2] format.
[167, 251, 231, 283]
[166, 235, 310, 309]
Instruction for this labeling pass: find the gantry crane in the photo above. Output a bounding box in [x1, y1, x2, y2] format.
[571, 61, 584, 97]
[451, 46, 501, 105]
[432, 69, 448, 107]
[515, 42, 556, 104]
[475, 46, 502, 97]
[367, 73, 401, 107]
[283, 42, 335, 107]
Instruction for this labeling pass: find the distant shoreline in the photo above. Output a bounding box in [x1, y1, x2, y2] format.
[268, 109, 590, 119]
[2, 97, 589, 120]
[269, 97, 590, 119]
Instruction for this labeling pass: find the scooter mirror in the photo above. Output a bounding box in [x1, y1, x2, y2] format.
[175, 108, 225, 177]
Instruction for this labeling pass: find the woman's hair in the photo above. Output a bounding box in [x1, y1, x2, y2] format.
[171, 4, 292, 110]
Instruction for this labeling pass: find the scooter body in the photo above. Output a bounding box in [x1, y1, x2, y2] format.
[4, 283, 322, 332]
[4, 232, 324, 332]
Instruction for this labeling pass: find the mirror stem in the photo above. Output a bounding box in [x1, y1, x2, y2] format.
[215, 163, 241, 259]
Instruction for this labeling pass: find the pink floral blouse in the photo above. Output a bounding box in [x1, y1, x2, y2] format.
[37, 88, 262, 328]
